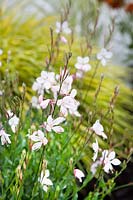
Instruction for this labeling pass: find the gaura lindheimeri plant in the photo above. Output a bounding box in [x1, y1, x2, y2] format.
[0, 3, 132, 200]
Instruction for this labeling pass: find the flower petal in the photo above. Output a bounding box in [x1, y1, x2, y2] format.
[74, 169, 85, 182]
[47, 115, 53, 124]
[32, 142, 42, 151]
[108, 151, 115, 160]
[52, 126, 64, 133]
[111, 158, 121, 166]
[53, 117, 65, 126]
[42, 178, 53, 186]
[40, 99, 50, 109]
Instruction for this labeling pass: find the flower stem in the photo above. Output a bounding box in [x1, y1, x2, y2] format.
[31, 147, 45, 200]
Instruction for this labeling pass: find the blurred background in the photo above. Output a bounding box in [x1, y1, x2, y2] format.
[1, 0, 133, 86]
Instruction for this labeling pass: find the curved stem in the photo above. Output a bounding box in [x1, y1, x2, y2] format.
[83, 61, 100, 101]
[112, 182, 133, 192]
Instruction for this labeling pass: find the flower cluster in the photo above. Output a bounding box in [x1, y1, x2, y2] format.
[30, 67, 81, 192]
[31, 70, 80, 117]
[90, 120, 121, 174]
[32, 71, 56, 95]
[0, 111, 19, 146]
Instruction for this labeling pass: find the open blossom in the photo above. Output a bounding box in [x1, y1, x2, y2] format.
[92, 139, 99, 161]
[60, 75, 73, 95]
[101, 150, 121, 173]
[91, 150, 121, 175]
[56, 21, 71, 34]
[57, 89, 80, 117]
[38, 95, 51, 109]
[0, 129, 11, 145]
[97, 48, 113, 66]
[42, 115, 65, 133]
[39, 170, 53, 192]
[8, 115, 19, 133]
[29, 130, 48, 151]
[91, 120, 107, 139]
[75, 56, 91, 72]
[74, 169, 85, 182]
[32, 71, 57, 95]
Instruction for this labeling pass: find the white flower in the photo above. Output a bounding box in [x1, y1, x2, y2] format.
[97, 48, 113, 66]
[0, 49, 3, 55]
[61, 75, 73, 95]
[8, 115, 19, 133]
[43, 115, 65, 133]
[91, 120, 107, 139]
[0, 129, 11, 145]
[39, 170, 53, 192]
[75, 56, 91, 72]
[74, 169, 85, 182]
[38, 95, 50, 109]
[92, 139, 99, 161]
[29, 130, 48, 151]
[31, 96, 40, 109]
[57, 89, 80, 117]
[32, 71, 57, 95]
[0, 61, 2, 67]
[56, 21, 71, 34]
[101, 150, 121, 173]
